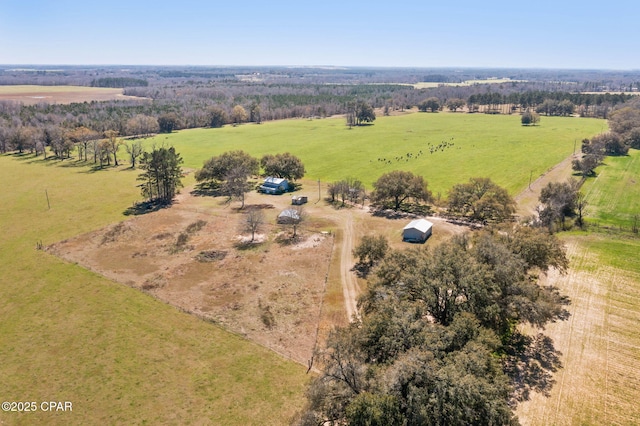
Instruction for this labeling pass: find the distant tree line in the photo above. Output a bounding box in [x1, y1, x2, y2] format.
[90, 77, 149, 88]
[0, 73, 637, 158]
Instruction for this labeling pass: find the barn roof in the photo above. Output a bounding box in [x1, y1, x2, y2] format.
[264, 177, 288, 185]
[278, 209, 301, 220]
[403, 219, 433, 233]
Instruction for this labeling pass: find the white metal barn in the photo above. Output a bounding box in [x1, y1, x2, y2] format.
[277, 208, 301, 224]
[402, 219, 433, 243]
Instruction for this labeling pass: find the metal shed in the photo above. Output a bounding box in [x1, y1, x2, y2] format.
[277, 208, 301, 224]
[402, 219, 433, 243]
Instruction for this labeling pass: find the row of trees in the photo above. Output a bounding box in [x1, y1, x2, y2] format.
[299, 224, 569, 425]
[331, 171, 517, 225]
[571, 98, 640, 177]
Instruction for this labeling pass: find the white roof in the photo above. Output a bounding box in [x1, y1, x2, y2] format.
[278, 209, 300, 220]
[264, 177, 287, 185]
[403, 219, 433, 233]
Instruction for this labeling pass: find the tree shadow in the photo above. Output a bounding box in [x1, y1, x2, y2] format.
[352, 262, 372, 278]
[503, 332, 563, 404]
[56, 159, 93, 168]
[234, 240, 265, 251]
[80, 164, 117, 174]
[370, 204, 432, 219]
[274, 232, 304, 246]
[371, 208, 413, 220]
[190, 181, 224, 197]
[290, 182, 304, 192]
[325, 198, 359, 210]
[123, 200, 171, 216]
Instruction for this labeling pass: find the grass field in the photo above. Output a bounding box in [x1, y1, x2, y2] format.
[412, 78, 526, 89]
[0, 112, 610, 424]
[0, 155, 309, 425]
[147, 113, 605, 196]
[516, 233, 640, 425]
[518, 145, 640, 424]
[582, 148, 640, 228]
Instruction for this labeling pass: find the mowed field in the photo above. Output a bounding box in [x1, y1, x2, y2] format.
[516, 234, 640, 425]
[0, 155, 309, 425]
[517, 148, 640, 424]
[0, 85, 147, 104]
[582, 148, 640, 228]
[146, 113, 605, 196]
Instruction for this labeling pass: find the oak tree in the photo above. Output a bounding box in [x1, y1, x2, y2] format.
[371, 171, 432, 211]
[447, 177, 516, 223]
[260, 153, 305, 180]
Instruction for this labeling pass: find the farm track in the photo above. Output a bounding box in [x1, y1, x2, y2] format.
[514, 152, 577, 217]
[340, 213, 360, 322]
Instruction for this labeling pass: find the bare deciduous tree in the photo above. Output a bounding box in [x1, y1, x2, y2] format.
[243, 208, 265, 242]
[125, 140, 143, 168]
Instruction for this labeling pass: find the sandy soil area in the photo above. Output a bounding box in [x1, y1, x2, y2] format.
[48, 185, 469, 364]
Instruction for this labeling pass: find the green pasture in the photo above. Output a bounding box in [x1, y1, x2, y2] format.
[0, 112, 610, 424]
[148, 113, 605, 196]
[582, 148, 640, 228]
[0, 155, 308, 425]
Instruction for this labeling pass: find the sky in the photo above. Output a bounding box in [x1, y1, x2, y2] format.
[1, 0, 639, 69]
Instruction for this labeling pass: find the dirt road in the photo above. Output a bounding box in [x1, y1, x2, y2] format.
[514, 153, 578, 218]
[340, 212, 361, 322]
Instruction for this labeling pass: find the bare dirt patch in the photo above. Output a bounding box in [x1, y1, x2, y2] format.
[0, 85, 148, 105]
[48, 190, 334, 365]
[47, 184, 469, 364]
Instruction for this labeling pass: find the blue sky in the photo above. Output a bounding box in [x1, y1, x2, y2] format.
[1, 0, 639, 69]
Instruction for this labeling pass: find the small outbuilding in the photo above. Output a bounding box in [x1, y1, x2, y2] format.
[402, 219, 433, 243]
[259, 177, 290, 194]
[291, 195, 308, 205]
[277, 208, 301, 224]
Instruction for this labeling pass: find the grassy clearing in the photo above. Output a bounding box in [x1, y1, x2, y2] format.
[582, 148, 640, 229]
[516, 234, 640, 425]
[412, 78, 526, 89]
[148, 113, 604, 196]
[0, 154, 309, 425]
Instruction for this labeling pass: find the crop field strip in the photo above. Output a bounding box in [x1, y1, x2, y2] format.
[0, 85, 145, 105]
[516, 235, 640, 425]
